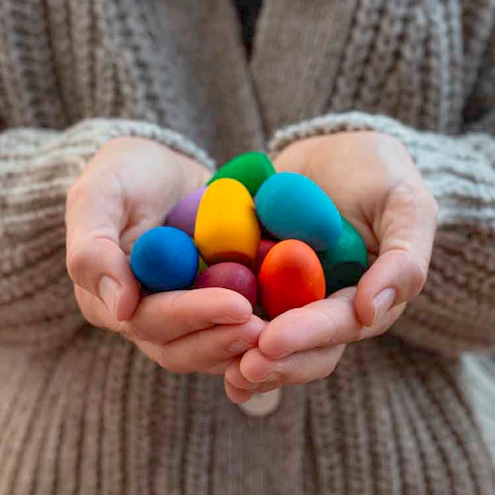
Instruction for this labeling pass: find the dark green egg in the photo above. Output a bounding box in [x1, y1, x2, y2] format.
[318, 217, 368, 295]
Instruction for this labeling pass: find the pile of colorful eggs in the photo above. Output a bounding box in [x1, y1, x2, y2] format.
[130, 152, 368, 320]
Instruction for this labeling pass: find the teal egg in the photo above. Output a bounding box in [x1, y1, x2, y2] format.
[318, 217, 368, 295]
[255, 172, 342, 251]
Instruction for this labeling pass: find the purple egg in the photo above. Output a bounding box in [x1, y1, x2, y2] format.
[195, 262, 258, 307]
[165, 186, 207, 236]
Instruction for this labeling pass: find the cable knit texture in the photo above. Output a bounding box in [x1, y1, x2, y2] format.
[0, 0, 494, 494]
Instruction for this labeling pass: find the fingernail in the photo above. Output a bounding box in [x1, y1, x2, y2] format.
[99, 276, 121, 319]
[372, 288, 396, 324]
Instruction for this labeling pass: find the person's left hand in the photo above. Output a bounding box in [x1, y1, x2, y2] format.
[224, 131, 438, 403]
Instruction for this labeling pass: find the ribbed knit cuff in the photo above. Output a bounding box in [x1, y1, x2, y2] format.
[61, 118, 217, 171]
[268, 110, 478, 179]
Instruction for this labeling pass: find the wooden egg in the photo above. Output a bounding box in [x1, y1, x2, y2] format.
[165, 186, 206, 236]
[318, 216, 369, 295]
[207, 152, 276, 196]
[259, 239, 326, 319]
[197, 256, 208, 274]
[250, 239, 277, 274]
[130, 226, 198, 292]
[195, 262, 258, 306]
[194, 178, 261, 265]
[255, 172, 342, 251]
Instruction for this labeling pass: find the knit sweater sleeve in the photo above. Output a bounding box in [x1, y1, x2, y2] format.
[0, 118, 215, 352]
[268, 110, 495, 357]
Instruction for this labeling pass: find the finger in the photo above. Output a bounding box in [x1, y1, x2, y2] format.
[239, 344, 346, 385]
[225, 359, 261, 391]
[224, 357, 258, 404]
[225, 359, 288, 395]
[258, 288, 407, 359]
[77, 285, 258, 376]
[130, 316, 265, 373]
[74, 285, 107, 328]
[206, 362, 230, 375]
[76, 285, 253, 345]
[66, 170, 140, 321]
[122, 288, 252, 344]
[355, 181, 438, 326]
[224, 378, 255, 404]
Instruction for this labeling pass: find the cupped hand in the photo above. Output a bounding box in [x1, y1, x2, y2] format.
[66, 137, 264, 374]
[225, 131, 438, 402]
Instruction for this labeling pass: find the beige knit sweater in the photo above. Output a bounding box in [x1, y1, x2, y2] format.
[1, 1, 495, 494]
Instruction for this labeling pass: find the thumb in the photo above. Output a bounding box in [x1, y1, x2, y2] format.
[65, 173, 140, 321]
[354, 182, 438, 326]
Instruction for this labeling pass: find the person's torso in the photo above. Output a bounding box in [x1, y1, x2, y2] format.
[0, 0, 493, 163]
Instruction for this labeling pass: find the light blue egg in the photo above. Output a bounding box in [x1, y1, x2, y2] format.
[130, 226, 198, 292]
[255, 172, 342, 251]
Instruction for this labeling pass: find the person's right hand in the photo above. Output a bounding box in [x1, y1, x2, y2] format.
[66, 137, 264, 374]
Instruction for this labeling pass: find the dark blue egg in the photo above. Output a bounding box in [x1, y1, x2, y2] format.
[130, 226, 198, 292]
[255, 172, 342, 251]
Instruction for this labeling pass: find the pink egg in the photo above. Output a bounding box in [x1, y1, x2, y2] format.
[195, 262, 258, 307]
[250, 239, 277, 274]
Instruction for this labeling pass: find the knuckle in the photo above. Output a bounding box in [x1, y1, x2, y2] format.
[313, 309, 339, 343]
[66, 182, 81, 204]
[391, 181, 418, 208]
[66, 179, 89, 208]
[66, 243, 92, 283]
[67, 237, 119, 290]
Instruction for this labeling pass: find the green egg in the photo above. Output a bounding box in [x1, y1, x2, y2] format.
[207, 151, 276, 196]
[318, 217, 368, 295]
[197, 256, 209, 274]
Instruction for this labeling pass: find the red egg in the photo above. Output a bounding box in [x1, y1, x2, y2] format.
[250, 239, 277, 274]
[195, 262, 258, 306]
[259, 239, 326, 319]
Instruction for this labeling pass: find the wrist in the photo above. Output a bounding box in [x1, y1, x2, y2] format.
[272, 135, 328, 174]
[273, 130, 412, 178]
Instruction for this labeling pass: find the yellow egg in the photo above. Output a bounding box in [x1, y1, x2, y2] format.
[194, 178, 261, 265]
